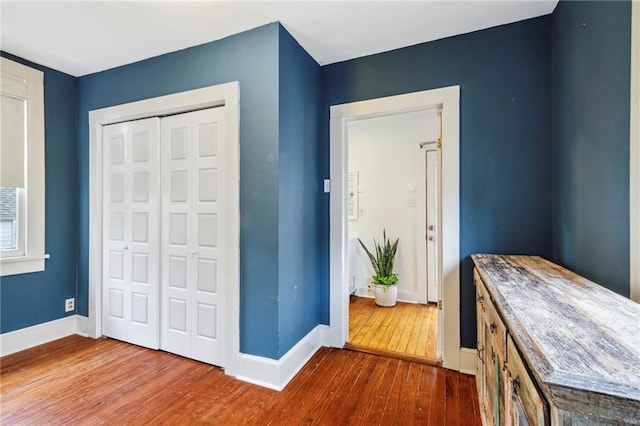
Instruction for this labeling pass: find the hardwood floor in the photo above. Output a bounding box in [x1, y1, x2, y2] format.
[348, 296, 439, 363]
[0, 335, 480, 425]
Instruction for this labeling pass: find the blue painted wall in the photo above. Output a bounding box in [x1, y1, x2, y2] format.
[551, 0, 631, 297]
[277, 26, 323, 356]
[0, 52, 78, 333]
[322, 17, 554, 348]
[77, 24, 282, 358]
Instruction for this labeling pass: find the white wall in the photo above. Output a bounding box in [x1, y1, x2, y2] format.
[347, 110, 437, 302]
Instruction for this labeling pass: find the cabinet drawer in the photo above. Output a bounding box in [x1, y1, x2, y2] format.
[507, 336, 548, 425]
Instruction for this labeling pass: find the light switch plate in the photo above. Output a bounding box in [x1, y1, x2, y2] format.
[323, 179, 331, 193]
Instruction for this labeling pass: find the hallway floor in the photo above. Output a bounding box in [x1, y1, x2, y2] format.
[348, 296, 439, 364]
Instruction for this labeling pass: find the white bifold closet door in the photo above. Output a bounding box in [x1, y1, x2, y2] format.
[160, 107, 226, 366]
[102, 118, 160, 350]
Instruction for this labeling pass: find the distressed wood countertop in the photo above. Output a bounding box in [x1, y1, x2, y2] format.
[472, 254, 640, 415]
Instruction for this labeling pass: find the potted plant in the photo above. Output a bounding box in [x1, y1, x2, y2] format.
[358, 230, 399, 307]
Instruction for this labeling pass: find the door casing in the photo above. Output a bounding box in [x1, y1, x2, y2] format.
[329, 86, 461, 370]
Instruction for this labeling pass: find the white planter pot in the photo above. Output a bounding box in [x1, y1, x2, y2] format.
[373, 284, 398, 307]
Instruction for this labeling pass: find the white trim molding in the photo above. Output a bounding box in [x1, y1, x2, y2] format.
[459, 347, 478, 376]
[235, 325, 331, 391]
[329, 86, 461, 370]
[85, 82, 241, 377]
[0, 315, 83, 357]
[630, 0, 640, 302]
[0, 57, 47, 277]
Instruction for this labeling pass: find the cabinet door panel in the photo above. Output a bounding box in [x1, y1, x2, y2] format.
[507, 336, 548, 425]
[478, 279, 507, 362]
[474, 271, 487, 407]
[476, 270, 507, 426]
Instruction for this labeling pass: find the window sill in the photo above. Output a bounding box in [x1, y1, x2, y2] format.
[0, 254, 50, 277]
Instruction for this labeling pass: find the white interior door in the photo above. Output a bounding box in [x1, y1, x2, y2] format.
[416, 142, 440, 305]
[102, 118, 160, 350]
[160, 107, 226, 366]
[426, 150, 439, 303]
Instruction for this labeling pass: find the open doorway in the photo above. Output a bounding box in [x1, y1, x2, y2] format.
[329, 86, 461, 371]
[343, 110, 441, 363]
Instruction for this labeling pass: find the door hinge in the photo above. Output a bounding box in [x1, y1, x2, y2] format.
[437, 138, 442, 149]
[437, 300, 443, 310]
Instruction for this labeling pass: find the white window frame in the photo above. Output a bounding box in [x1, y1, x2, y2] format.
[0, 187, 25, 257]
[0, 57, 48, 276]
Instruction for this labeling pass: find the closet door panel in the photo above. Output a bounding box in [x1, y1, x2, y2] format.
[127, 120, 160, 348]
[103, 123, 129, 343]
[102, 118, 160, 350]
[191, 109, 225, 365]
[161, 119, 192, 356]
[161, 107, 226, 366]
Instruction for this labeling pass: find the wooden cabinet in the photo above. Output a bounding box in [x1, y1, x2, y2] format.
[473, 255, 640, 426]
[475, 270, 546, 426]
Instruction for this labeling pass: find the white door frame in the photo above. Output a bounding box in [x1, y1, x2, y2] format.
[630, 1, 639, 302]
[329, 86, 461, 370]
[83, 82, 240, 376]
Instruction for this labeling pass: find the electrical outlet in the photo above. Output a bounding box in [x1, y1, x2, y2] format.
[65, 298, 75, 312]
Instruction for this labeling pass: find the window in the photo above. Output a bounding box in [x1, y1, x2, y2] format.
[0, 57, 47, 276]
[0, 187, 23, 254]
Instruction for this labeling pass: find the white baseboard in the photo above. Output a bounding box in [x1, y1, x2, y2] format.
[459, 347, 477, 375]
[355, 287, 373, 298]
[75, 314, 92, 337]
[396, 291, 420, 304]
[0, 315, 82, 357]
[234, 324, 330, 391]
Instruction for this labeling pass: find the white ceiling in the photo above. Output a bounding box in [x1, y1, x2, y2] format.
[1, 1, 558, 77]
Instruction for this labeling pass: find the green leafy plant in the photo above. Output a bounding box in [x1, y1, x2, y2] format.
[358, 229, 399, 289]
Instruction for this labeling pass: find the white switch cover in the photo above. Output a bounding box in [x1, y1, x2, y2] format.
[323, 179, 331, 193]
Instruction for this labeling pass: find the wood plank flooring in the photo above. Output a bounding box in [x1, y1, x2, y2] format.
[348, 296, 438, 363]
[0, 335, 480, 425]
